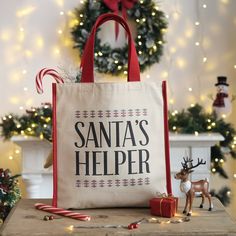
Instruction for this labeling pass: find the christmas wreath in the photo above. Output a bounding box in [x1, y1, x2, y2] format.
[71, 0, 168, 75]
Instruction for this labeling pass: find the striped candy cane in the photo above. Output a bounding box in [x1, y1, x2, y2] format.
[35, 203, 91, 221]
[36, 68, 64, 94]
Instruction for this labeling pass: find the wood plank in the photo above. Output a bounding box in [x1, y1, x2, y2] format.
[1, 197, 236, 236]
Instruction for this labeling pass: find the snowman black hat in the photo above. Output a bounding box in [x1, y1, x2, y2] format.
[215, 76, 229, 86]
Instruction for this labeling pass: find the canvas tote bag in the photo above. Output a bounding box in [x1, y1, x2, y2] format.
[37, 13, 172, 209]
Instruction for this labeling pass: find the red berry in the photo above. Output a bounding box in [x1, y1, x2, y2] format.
[49, 215, 54, 220]
[128, 224, 134, 230]
[133, 223, 138, 229]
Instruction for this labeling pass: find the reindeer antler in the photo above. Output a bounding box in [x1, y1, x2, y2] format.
[181, 157, 192, 170]
[188, 158, 206, 170]
[181, 157, 206, 171]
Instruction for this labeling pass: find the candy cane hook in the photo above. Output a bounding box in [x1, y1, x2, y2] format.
[36, 68, 64, 94]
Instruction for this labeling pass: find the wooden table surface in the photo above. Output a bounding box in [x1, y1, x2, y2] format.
[1, 197, 236, 236]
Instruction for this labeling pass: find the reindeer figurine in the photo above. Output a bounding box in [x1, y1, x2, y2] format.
[174, 157, 213, 216]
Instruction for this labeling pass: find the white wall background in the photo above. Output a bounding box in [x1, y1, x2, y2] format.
[0, 0, 236, 218]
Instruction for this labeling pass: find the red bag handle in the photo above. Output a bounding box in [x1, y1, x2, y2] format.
[80, 13, 140, 83]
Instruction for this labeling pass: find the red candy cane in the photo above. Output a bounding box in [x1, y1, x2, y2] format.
[35, 203, 91, 221]
[36, 68, 64, 94]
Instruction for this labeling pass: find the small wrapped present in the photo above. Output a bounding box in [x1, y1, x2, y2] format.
[149, 194, 178, 218]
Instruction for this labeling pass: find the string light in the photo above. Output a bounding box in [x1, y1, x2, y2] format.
[45, 117, 51, 123]
[161, 71, 168, 78]
[233, 174, 236, 178]
[1, 30, 11, 41]
[195, 42, 200, 46]
[202, 4, 207, 8]
[173, 12, 180, 20]
[35, 36, 44, 48]
[60, 11, 64, 15]
[24, 50, 33, 58]
[222, 114, 226, 119]
[212, 168, 216, 173]
[203, 57, 207, 63]
[195, 21, 200, 26]
[16, 6, 36, 17]
[188, 87, 193, 92]
[67, 225, 74, 231]
[9, 156, 13, 160]
[170, 47, 176, 54]
[194, 131, 199, 136]
[53, 47, 60, 55]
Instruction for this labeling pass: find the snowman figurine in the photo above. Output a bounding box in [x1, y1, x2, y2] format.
[213, 76, 232, 118]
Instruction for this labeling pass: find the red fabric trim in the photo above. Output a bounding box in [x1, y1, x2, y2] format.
[80, 13, 140, 83]
[162, 81, 172, 195]
[52, 83, 58, 207]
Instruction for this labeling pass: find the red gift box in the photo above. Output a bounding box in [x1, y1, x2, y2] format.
[149, 196, 178, 218]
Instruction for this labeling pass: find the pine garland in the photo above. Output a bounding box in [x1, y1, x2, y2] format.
[168, 104, 236, 179]
[0, 103, 52, 142]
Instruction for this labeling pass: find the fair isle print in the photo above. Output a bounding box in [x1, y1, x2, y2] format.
[75, 109, 148, 119]
[75, 178, 150, 188]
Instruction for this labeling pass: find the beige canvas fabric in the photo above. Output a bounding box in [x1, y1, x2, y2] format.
[54, 81, 169, 209]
